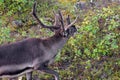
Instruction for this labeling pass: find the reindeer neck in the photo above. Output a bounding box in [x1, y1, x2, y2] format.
[42, 32, 68, 52]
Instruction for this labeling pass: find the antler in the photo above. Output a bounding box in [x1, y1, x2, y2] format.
[57, 10, 78, 30]
[53, 10, 61, 27]
[66, 15, 71, 25]
[32, 2, 60, 30]
[65, 16, 78, 30]
[58, 10, 66, 33]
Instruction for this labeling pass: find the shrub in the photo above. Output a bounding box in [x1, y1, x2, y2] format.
[62, 6, 120, 59]
[0, 26, 14, 44]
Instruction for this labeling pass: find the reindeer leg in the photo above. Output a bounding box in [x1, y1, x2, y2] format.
[38, 65, 59, 80]
[26, 72, 32, 80]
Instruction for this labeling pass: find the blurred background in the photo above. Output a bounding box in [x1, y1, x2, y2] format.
[0, 0, 120, 80]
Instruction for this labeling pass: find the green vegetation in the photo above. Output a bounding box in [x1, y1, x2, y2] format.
[0, 0, 120, 80]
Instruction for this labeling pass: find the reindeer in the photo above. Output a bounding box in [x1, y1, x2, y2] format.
[0, 2, 78, 80]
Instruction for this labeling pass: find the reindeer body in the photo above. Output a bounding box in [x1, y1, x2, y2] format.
[0, 32, 68, 78]
[0, 38, 39, 78]
[0, 2, 78, 80]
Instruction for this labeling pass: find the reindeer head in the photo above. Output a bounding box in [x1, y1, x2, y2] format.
[32, 2, 78, 38]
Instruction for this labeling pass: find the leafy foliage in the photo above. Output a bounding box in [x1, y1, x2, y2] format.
[63, 6, 120, 59]
[0, 27, 15, 44]
[56, 3, 120, 80]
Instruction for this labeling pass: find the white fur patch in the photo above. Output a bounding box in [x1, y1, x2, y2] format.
[0, 58, 40, 78]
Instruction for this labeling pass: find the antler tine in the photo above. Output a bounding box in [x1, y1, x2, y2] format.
[58, 10, 65, 33]
[32, 2, 60, 30]
[32, 2, 44, 27]
[66, 15, 71, 25]
[65, 16, 79, 29]
[53, 10, 60, 27]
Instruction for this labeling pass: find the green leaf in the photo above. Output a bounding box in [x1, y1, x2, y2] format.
[0, 0, 4, 3]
